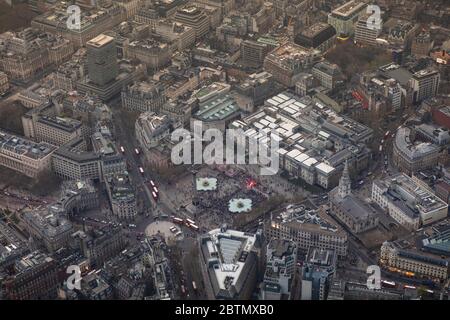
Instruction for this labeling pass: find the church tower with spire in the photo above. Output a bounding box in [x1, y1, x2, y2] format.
[338, 160, 351, 198]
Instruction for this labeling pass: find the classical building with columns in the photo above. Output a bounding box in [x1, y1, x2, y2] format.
[329, 161, 379, 234]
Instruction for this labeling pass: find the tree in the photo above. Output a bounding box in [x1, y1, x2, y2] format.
[0, 101, 27, 135]
[0, 2, 37, 33]
[119, 109, 141, 140]
[29, 170, 62, 197]
[325, 41, 391, 79]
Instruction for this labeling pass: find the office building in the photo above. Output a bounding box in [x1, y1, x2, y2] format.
[0, 130, 56, 178]
[415, 123, 450, 146]
[263, 43, 321, 87]
[410, 69, 440, 105]
[266, 203, 348, 257]
[327, 279, 345, 300]
[52, 133, 126, 181]
[261, 239, 297, 300]
[2, 251, 59, 300]
[173, 5, 210, 40]
[23, 211, 74, 253]
[153, 20, 196, 51]
[327, 0, 367, 37]
[17, 84, 52, 109]
[354, 13, 382, 46]
[0, 28, 74, 83]
[295, 73, 317, 97]
[411, 31, 433, 58]
[77, 59, 142, 101]
[135, 112, 172, 150]
[105, 172, 138, 221]
[0, 71, 9, 95]
[386, 18, 418, 49]
[31, 3, 126, 48]
[240, 40, 270, 68]
[0, 221, 29, 270]
[121, 81, 166, 112]
[76, 35, 142, 101]
[380, 241, 448, 280]
[63, 93, 113, 135]
[393, 126, 440, 175]
[86, 34, 119, 87]
[433, 106, 450, 131]
[199, 225, 261, 299]
[360, 74, 402, 110]
[31, 115, 83, 147]
[79, 271, 114, 300]
[235, 72, 275, 106]
[71, 225, 126, 268]
[126, 39, 171, 71]
[301, 247, 336, 300]
[312, 61, 343, 90]
[295, 22, 336, 52]
[372, 173, 448, 229]
[195, 0, 234, 17]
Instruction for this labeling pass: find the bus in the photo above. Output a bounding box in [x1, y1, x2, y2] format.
[384, 130, 391, 139]
[170, 226, 177, 233]
[186, 218, 195, 225]
[337, 34, 350, 41]
[175, 231, 182, 237]
[153, 186, 159, 193]
[120, 146, 125, 153]
[192, 281, 197, 291]
[135, 148, 140, 155]
[188, 223, 199, 231]
[149, 180, 155, 187]
[381, 280, 396, 288]
[139, 167, 144, 174]
[172, 217, 184, 225]
[151, 191, 158, 201]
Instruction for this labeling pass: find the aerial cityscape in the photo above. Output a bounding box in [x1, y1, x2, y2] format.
[0, 0, 450, 304]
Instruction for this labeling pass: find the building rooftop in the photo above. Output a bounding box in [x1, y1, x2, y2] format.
[379, 63, 413, 86]
[437, 105, 450, 117]
[333, 193, 376, 220]
[194, 93, 240, 122]
[394, 126, 440, 160]
[38, 116, 82, 133]
[15, 251, 53, 273]
[375, 173, 448, 216]
[331, 0, 366, 18]
[268, 43, 320, 61]
[271, 203, 345, 236]
[200, 227, 257, 295]
[87, 34, 114, 48]
[300, 22, 334, 38]
[267, 239, 296, 259]
[23, 211, 73, 239]
[313, 61, 342, 77]
[306, 247, 335, 267]
[107, 172, 135, 203]
[386, 240, 449, 268]
[0, 130, 56, 160]
[422, 223, 450, 256]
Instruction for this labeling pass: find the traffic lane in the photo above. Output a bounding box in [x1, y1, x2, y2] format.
[111, 101, 177, 219]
